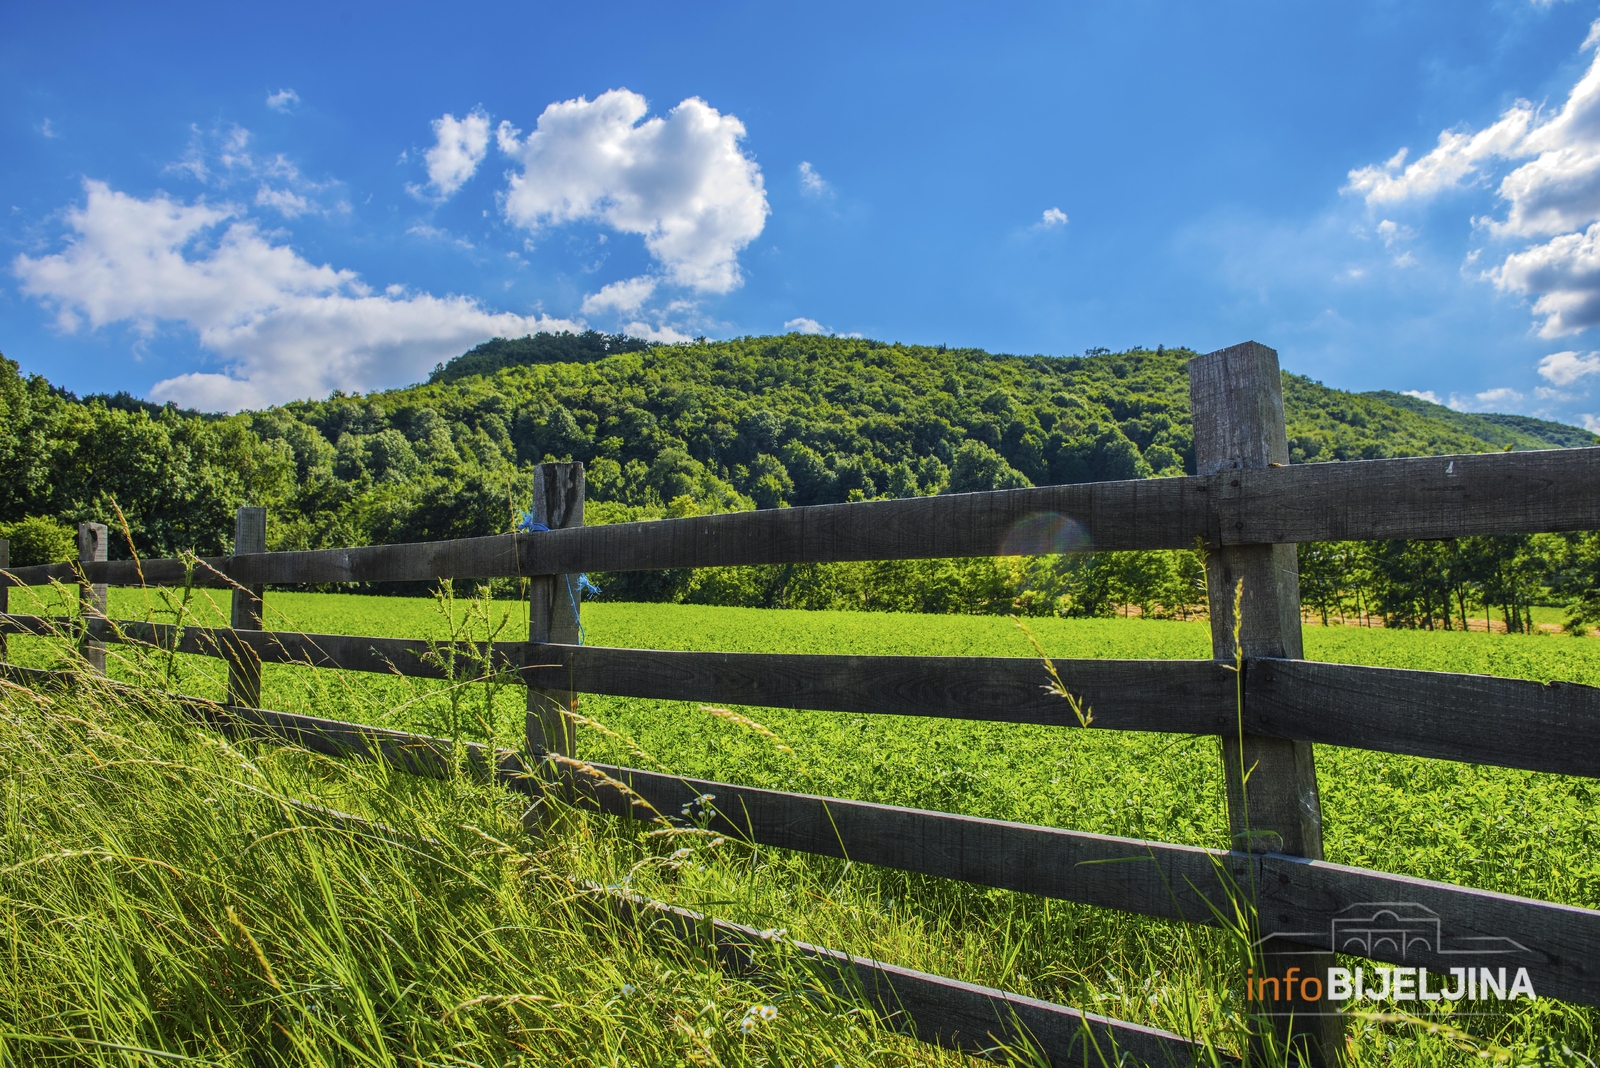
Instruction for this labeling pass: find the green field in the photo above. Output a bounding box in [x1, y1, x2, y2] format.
[2, 587, 1596, 1064]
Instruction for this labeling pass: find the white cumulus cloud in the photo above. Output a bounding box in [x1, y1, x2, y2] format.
[1039, 207, 1069, 228]
[266, 89, 300, 112]
[1346, 20, 1600, 336]
[1493, 221, 1600, 334]
[582, 275, 658, 315]
[12, 181, 578, 411]
[1402, 388, 1443, 404]
[419, 109, 491, 199]
[784, 317, 827, 334]
[499, 89, 768, 293]
[1538, 348, 1600, 384]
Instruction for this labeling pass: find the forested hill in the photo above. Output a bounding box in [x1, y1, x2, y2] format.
[1, 333, 1594, 565]
[1361, 389, 1597, 450]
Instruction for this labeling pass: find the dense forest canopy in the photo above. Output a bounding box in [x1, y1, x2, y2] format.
[3, 332, 1597, 629]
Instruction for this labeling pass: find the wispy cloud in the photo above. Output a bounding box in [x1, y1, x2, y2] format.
[165, 123, 346, 217]
[782, 315, 860, 337]
[1538, 349, 1600, 385]
[265, 88, 300, 112]
[799, 161, 830, 197]
[406, 223, 474, 251]
[1446, 386, 1526, 411]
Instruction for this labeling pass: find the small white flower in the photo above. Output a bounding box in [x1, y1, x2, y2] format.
[758, 1004, 777, 1021]
[670, 847, 692, 860]
[740, 1016, 756, 1033]
[622, 983, 634, 996]
[709, 836, 725, 847]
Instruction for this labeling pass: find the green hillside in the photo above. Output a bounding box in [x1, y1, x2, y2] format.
[1364, 389, 1598, 450]
[1, 333, 1591, 565]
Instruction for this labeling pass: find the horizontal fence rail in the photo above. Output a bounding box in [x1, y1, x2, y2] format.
[1243, 659, 1600, 780]
[5, 446, 1600, 590]
[599, 885, 1210, 1066]
[8, 661, 1589, 1016]
[9, 615, 1599, 779]
[0, 662, 1208, 1067]
[5, 342, 1598, 1066]
[566, 761, 1600, 1009]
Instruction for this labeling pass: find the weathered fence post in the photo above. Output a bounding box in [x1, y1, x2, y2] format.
[77, 522, 109, 674]
[525, 462, 585, 759]
[1189, 342, 1343, 1066]
[228, 506, 267, 708]
[0, 538, 8, 664]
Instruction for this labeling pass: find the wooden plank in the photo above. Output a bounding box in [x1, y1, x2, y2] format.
[562, 761, 1600, 1009]
[1232, 446, 1600, 545]
[1190, 341, 1337, 1062]
[72, 617, 520, 681]
[2, 663, 1591, 1012]
[530, 643, 1237, 732]
[0, 533, 524, 590]
[55, 618, 1239, 732]
[0, 613, 77, 637]
[1244, 658, 1600, 779]
[0, 538, 7, 663]
[526, 462, 584, 757]
[3, 556, 230, 589]
[519, 475, 1210, 575]
[18, 615, 1598, 778]
[228, 507, 267, 708]
[77, 523, 108, 673]
[3, 447, 1597, 591]
[594, 884, 1214, 1067]
[1191, 344, 1327, 857]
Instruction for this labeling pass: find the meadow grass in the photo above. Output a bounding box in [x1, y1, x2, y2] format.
[1, 585, 1596, 1065]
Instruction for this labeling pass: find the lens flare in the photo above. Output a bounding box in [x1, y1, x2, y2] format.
[999, 513, 1091, 557]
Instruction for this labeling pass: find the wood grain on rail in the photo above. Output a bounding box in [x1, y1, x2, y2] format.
[567, 762, 1600, 1008]
[3, 448, 1596, 588]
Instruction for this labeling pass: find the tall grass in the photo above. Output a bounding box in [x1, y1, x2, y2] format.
[0, 676, 968, 1065]
[0, 586, 1595, 1064]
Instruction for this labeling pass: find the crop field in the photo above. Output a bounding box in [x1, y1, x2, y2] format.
[2, 585, 1596, 1065]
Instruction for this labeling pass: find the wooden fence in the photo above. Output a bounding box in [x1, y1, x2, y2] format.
[3, 342, 1599, 1066]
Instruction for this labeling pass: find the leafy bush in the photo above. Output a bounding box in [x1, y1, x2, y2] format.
[0, 514, 75, 566]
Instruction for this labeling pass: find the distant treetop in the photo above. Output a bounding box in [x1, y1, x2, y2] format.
[428, 331, 653, 384]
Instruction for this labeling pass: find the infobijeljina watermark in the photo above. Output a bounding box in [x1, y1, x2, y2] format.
[1249, 902, 1538, 1011]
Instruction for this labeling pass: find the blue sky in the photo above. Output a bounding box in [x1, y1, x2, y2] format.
[9, 2, 1600, 427]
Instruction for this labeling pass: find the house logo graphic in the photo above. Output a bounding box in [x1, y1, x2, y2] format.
[1258, 902, 1530, 960]
[1247, 902, 1538, 1006]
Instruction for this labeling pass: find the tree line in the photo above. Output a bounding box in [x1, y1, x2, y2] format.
[2, 332, 1595, 631]
[590, 533, 1600, 635]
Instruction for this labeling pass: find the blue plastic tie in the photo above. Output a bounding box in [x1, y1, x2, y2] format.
[556, 575, 595, 642]
[517, 512, 598, 643]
